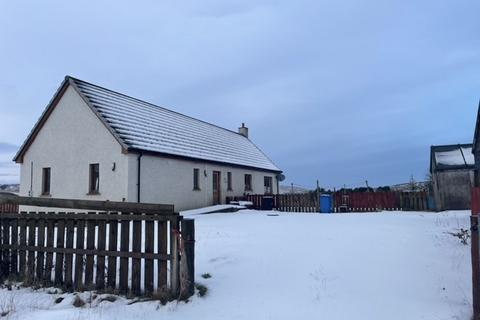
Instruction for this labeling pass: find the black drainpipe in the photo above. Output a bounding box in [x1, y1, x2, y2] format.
[137, 153, 143, 203]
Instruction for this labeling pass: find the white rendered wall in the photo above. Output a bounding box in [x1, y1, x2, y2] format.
[126, 154, 278, 211]
[19, 85, 129, 203]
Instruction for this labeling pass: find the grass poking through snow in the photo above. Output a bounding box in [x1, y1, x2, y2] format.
[195, 283, 208, 297]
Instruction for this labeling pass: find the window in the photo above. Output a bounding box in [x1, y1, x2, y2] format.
[89, 163, 100, 194]
[264, 176, 273, 194]
[42, 168, 51, 195]
[244, 174, 252, 191]
[193, 168, 200, 190]
[227, 172, 233, 191]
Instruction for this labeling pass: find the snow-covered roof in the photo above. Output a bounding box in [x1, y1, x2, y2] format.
[14, 76, 281, 172]
[430, 144, 475, 172]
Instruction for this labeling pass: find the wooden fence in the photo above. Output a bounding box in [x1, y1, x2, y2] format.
[0, 193, 195, 300]
[333, 191, 428, 212]
[0, 203, 18, 213]
[235, 191, 430, 212]
[398, 191, 429, 211]
[240, 194, 319, 212]
[333, 191, 399, 212]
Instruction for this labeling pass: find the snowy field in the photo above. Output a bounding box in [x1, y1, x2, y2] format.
[0, 210, 472, 320]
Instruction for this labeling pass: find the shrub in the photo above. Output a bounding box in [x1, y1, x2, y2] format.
[195, 283, 208, 297]
[73, 296, 86, 308]
[448, 228, 470, 245]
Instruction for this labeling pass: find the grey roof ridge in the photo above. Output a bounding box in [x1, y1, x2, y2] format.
[70, 76, 281, 172]
[67, 77, 130, 151]
[14, 75, 282, 173]
[67, 76, 247, 139]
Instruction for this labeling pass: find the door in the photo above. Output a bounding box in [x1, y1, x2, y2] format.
[264, 176, 273, 194]
[213, 171, 221, 205]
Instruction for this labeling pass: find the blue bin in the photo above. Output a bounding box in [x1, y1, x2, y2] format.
[261, 196, 275, 211]
[427, 196, 435, 211]
[320, 194, 333, 213]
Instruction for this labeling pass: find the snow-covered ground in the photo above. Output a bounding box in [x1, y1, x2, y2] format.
[0, 210, 472, 320]
[180, 204, 246, 216]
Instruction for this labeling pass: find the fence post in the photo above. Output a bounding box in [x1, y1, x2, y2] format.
[0, 215, 4, 279]
[472, 215, 480, 320]
[180, 219, 195, 300]
[472, 188, 480, 320]
[170, 216, 181, 298]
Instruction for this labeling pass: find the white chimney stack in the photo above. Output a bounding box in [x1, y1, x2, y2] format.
[238, 123, 249, 138]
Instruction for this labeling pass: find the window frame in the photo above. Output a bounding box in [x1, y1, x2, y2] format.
[244, 174, 252, 191]
[88, 163, 100, 195]
[193, 168, 201, 191]
[264, 176, 273, 195]
[227, 172, 233, 191]
[41, 167, 51, 196]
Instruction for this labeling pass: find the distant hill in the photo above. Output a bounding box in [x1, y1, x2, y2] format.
[279, 185, 309, 194]
[0, 184, 19, 193]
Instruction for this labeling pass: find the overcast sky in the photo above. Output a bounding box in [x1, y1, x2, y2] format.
[0, 1, 479, 189]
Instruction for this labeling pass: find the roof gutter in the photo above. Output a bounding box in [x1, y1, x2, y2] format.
[127, 148, 282, 174]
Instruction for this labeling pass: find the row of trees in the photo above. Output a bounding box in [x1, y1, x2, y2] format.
[313, 186, 391, 194]
[309, 177, 431, 194]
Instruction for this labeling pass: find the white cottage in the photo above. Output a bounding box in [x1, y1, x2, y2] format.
[14, 76, 282, 211]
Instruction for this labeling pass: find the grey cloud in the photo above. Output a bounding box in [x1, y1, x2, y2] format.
[0, 0, 479, 188]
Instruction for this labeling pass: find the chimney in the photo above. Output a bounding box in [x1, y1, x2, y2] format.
[238, 123, 249, 138]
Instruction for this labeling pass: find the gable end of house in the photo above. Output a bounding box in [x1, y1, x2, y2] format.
[13, 76, 128, 163]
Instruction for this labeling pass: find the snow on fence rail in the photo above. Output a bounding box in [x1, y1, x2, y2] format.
[0, 193, 195, 300]
[233, 191, 430, 212]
